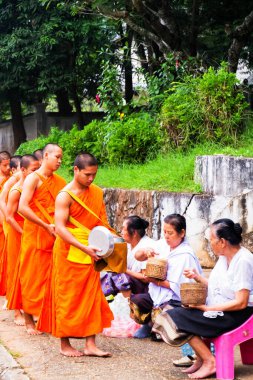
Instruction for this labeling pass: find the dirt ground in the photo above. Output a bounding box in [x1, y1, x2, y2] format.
[0, 297, 252, 380]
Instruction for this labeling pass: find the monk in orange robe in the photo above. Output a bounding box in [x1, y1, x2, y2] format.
[6, 155, 40, 325]
[18, 144, 66, 335]
[42, 152, 113, 357]
[0, 155, 22, 298]
[0, 151, 11, 297]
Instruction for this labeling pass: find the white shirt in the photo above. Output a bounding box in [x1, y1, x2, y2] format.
[148, 239, 202, 307]
[127, 235, 156, 272]
[207, 246, 253, 306]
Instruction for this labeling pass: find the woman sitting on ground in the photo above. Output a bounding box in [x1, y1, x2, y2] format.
[152, 218, 253, 379]
[131, 213, 202, 339]
[101, 215, 155, 299]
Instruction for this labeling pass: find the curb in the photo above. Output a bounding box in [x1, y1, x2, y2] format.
[0, 344, 29, 380]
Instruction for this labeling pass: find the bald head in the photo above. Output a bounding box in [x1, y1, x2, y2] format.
[10, 155, 22, 171]
[20, 154, 38, 169]
[33, 149, 43, 161]
[42, 143, 62, 158]
[74, 153, 98, 170]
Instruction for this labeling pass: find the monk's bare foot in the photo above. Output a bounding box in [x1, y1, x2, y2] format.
[182, 358, 202, 374]
[14, 310, 25, 326]
[14, 316, 25, 326]
[2, 299, 7, 310]
[188, 359, 216, 379]
[26, 324, 43, 335]
[60, 338, 84, 357]
[60, 347, 84, 357]
[84, 347, 112, 357]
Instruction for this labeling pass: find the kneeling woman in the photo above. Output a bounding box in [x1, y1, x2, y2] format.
[101, 215, 155, 298]
[153, 219, 253, 379]
[131, 213, 202, 338]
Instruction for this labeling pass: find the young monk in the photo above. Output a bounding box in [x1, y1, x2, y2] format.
[39, 152, 113, 357]
[6, 155, 40, 325]
[33, 149, 43, 165]
[18, 143, 66, 335]
[0, 155, 22, 219]
[0, 151, 11, 297]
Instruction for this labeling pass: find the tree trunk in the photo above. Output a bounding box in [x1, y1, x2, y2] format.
[189, 0, 200, 56]
[124, 27, 134, 103]
[71, 85, 83, 129]
[56, 89, 73, 116]
[228, 10, 253, 72]
[134, 34, 149, 74]
[8, 89, 26, 151]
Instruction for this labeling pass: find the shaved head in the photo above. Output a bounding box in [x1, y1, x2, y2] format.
[10, 155, 22, 170]
[33, 149, 43, 161]
[20, 154, 38, 169]
[42, 143, 62, 158]
[74, 153, 98, 170]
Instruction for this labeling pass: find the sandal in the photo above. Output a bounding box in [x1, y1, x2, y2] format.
[172, 354, 196, 367]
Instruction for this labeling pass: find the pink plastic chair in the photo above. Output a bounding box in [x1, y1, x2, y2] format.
[205, 314, 253, 380]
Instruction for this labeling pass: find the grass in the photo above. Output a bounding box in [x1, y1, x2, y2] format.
[58, 119, 253, 192]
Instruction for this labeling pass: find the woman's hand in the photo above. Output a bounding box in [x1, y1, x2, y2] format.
[183, 268, 208, 286]
[183, 268, 199, 280]
[135, 247, 159, 261]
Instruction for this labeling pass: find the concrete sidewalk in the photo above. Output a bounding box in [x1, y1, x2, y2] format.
[0, 297, 252, 380]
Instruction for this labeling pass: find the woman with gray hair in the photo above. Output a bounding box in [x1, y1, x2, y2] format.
[152, 218, 253, 379]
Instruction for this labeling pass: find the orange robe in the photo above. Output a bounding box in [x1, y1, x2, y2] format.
[43, 183, 113, 337]
[19, 174, 66, 316]
[6, 187, 24, 305]
[0, 176, 10, 296]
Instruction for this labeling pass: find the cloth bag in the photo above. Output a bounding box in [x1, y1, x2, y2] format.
[67, 227, 91, 264]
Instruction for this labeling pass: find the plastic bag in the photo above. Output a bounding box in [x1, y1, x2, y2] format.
[103, 293, 140, 338]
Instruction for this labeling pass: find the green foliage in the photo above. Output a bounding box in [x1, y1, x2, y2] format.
[15, 126, 64, 155]
[16, 113, 167, 167]
[160, 63, 248, 149]
[105, 113, 167, 164]
[97, 59, 124, 120]
[60, 113, 166, 166]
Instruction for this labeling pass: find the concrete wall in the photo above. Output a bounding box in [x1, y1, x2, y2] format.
[0, 106, 105, 153]
[104, 155, 253, 268]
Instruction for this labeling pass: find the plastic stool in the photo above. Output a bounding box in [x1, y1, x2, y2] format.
[205, 314, 253, 380]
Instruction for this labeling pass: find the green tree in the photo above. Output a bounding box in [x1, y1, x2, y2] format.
[47, 0, 253, 73]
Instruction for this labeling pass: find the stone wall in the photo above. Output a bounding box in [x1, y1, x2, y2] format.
[104, 155, 253, 268]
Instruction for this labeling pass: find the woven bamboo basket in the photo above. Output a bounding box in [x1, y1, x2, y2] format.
[145, 257, 168, 280]
[180, 283, 207, 306]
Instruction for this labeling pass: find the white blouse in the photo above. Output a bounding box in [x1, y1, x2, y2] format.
[127, 235, 156, 273]
[148, 239, 202, 307]
[207, 246, 253, 306]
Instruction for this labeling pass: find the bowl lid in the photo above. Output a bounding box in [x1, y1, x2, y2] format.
[88, 226, 114, 257]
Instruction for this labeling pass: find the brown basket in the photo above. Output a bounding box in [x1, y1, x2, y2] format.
[180, 283, 207, 306]
[145, 257, 168, 280]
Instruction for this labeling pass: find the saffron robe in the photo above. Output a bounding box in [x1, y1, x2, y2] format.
[19, 174, 66, 316]
[6, 187, 24, 305]
[0, 176, 10, 295]
[47, 184, 113, 337]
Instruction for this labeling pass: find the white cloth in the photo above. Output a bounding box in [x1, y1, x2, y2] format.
[148, 239, 202, 307]
[207, 246, 253, 306]
[127, 235, 156, 272]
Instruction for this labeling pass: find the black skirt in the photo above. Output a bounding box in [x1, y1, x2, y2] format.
[167, 306, 253, 338]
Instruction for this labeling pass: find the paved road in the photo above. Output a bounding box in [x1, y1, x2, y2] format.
[0, 297, 252, 380]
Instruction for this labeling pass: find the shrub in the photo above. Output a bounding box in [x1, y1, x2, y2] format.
[16, 126, 64, 155]
[61, 113, 167, 166]
[106, 113, 167, 164]
[160, 63, 248, 149]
